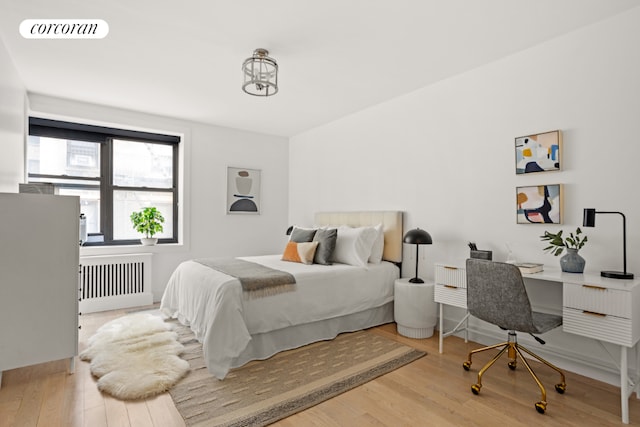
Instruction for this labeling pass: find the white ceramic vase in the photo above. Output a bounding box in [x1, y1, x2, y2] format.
[140, 237, 158, 246]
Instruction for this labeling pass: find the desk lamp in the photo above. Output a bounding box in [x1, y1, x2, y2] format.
[583, 208, 634, 279]
[403, 228, 433, 283]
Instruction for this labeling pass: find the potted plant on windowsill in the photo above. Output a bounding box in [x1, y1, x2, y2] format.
[130, 207, 165, 246]
[540, 227, 588, 273]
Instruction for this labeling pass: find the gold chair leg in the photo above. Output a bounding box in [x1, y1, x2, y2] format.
[466, 344, 510, 394]
[513, 345, 548, 413]
[463, 338, 568, 415]
[476, 344, 510, 388]
[463, 341, 509, 371]
[517, 343, 567, 394]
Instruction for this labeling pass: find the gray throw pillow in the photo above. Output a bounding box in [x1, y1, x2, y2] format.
[290, 226, 317, 243]
[312, 228, 337, 265]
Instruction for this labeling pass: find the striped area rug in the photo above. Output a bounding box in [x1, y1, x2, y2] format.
[169, 323, 425, 427]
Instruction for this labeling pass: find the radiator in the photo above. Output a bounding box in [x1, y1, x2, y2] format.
[79, 253, 153, 313]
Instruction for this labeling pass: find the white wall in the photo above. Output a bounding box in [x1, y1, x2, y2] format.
[289, 8, 640, 384]
[0, 38, 26, 192]
[28, 94, 290, 301]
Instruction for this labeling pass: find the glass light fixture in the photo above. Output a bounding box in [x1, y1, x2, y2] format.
[242, 48, 278, 96]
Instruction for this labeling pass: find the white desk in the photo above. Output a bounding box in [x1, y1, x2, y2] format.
[434, 262, 640, 424]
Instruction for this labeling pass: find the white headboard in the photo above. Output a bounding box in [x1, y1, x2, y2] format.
[314, 211, 403, 263]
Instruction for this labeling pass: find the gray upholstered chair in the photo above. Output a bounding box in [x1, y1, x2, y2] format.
[462, 258, 566, 414]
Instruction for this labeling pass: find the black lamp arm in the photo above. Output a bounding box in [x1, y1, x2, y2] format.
[596, 211, 628, 274]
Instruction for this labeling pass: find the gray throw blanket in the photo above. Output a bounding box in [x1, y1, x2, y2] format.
[193, 257, 296, 298]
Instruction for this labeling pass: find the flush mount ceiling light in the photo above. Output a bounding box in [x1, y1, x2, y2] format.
[242, 48, 278, 96]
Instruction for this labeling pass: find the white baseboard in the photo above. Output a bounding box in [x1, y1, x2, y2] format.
[79, 293, 154, 314]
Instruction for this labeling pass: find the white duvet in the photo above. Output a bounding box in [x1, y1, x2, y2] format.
[160, 255, 398, 378]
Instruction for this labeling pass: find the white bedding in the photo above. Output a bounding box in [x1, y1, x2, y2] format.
[160, 255, 399, 378]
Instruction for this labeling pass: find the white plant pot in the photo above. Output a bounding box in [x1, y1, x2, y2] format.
[140, 237, 158, 246]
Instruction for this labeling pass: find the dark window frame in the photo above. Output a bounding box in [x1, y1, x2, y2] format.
[28, 117, 180, 246]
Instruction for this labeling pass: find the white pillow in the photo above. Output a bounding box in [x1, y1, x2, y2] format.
[368, 224, 384, 264]
[332, 226, 378, 267]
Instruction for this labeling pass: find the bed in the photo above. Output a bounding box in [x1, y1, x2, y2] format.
[160, 211, 403, 379]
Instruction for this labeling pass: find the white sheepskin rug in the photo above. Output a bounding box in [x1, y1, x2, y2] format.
[80, 312, 189, 400]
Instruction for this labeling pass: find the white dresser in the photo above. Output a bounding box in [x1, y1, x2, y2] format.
[0, 193, 79, 387]
[434, 261, 640, 424]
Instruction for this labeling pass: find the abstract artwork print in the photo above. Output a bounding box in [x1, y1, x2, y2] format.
[516, 184, 562, 224]
[227, 167, 260, 214]
[515, 130, 561, 174]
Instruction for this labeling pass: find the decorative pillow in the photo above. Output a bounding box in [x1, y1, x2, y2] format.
[368, 224, 385, 264]
[289, 226, 317, 243]
[282, 241, 319, 265]
[312, 228, 338, 265]
[331, 226, 378, 267]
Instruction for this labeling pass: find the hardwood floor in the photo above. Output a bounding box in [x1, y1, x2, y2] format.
[1, 306, 639, 426]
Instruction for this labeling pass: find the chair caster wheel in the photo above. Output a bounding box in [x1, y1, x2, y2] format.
[535, 402, 546, 414]
[555, 383, 566, 394]
[471, 384, 481, 395]
[463, 361, 471, 371]
[508, 361, 517, 370]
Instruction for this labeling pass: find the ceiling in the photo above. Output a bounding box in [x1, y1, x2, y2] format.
[0, 0, 637, 137]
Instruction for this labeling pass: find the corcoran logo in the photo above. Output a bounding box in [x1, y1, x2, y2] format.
[20, 19, 109, 39]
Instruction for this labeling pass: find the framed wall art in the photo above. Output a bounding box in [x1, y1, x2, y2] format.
[227, 167, 261, 214]
[516, 184, 562, 224]
[515, 130, 561, 174]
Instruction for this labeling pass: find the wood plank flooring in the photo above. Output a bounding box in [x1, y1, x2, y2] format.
[1, 305, 639, 426]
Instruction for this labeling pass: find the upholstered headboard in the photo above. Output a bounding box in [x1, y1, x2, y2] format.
[314, 211, 403, 263]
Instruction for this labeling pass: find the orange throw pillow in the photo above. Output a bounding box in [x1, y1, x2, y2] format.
[282, 241, 319, 265]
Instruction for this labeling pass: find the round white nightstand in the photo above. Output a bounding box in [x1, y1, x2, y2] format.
[394, 278, 438, 339]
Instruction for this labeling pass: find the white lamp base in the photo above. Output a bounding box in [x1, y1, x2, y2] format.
[397, 325, 434, 339]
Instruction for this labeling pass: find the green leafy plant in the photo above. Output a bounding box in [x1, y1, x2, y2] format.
[130, 207, 165, 238]
[540, 227, 587, 256]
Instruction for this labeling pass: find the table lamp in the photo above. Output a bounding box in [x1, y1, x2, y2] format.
[403, 228, 433, 283]
[583, 208, 634, 279]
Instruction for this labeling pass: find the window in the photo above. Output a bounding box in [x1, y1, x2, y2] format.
[27, 118, 180, 245]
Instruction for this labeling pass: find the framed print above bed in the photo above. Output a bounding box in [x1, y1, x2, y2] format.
[515, 130, 561, 174]
[227, 167, 261, 214]
[516, 184, 562, 224]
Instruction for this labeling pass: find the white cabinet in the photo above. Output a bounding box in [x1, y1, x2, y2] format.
[561, 277, 640, 424]
[0, 193, 79, 385]
[434, 263, 467, 308]
[434, 263, 470, 353]
[394, 278, 437, 339]
[563, 282, 638, 347]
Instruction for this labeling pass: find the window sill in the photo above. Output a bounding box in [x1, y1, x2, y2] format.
[80, 242, 186, 257]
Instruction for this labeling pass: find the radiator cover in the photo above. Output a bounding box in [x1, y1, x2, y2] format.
[79, 253, 153, 313]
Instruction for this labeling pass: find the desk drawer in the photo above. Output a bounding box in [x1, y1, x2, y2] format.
[435, 283, 467, 308]
[435, 265, 466, 289]
[564, 283, 631, 318]
[563, 307, 633, 347]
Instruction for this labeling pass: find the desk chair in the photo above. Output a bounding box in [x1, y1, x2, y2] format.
[462, 258, 566, 414]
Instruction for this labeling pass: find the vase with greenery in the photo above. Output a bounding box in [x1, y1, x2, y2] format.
[130, 207, 165, 245]
[540, 227, 588, 273]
